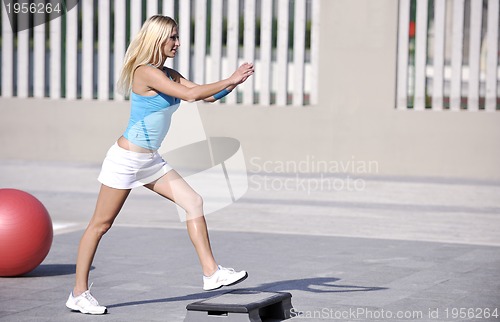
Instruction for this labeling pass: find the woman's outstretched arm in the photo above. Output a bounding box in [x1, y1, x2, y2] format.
[135, 63, 254, 102]
[169, 68, 249, 103]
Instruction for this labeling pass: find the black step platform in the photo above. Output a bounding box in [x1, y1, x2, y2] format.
[184, 290, 294, 322]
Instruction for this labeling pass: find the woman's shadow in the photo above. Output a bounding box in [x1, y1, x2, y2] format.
[106, 277, 387, 309]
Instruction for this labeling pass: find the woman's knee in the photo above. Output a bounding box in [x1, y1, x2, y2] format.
[191, 193, 203, 210]
[89, 220, 113, 237]
[184, 193, 203, 215]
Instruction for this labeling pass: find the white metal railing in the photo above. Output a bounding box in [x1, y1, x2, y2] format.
[397, 0, 499, 111]
[0, 0, 320, 106]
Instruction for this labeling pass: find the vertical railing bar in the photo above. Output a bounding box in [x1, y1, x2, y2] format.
[130, 0, 143, 42]
[243, 0, 256, 105]
[276, 0, 289, 106]
[66, 3, 78, 99]
[210, 0, 223, 104]
[194, 0, 207, 85]
[163, 0, 175, 69]
[49, 12, 61, 99]
[114, 0, 126, 100]
[450, 0, 465, 111]
[310, 0, 320, 105]
[98, 0, 110, 100]
[33, 16, 45, 98]
[293, 0, 306, 106]
[431, 0, 446, 110]
[82, 0, 93, 99]
[17, 29, 29, 98]
[178, 0, 191, 79]
[226, 0, 239, 105]
[467, 0, 483, 111]
[162, 0, 175, 17]
[485, 0, 499, 112]
[2, 5, 13, 97]
[147, 0, 159, 17]
[414, 0, 429, 111]
[259, 0, 272, 106]
[396, 0, 411, 110]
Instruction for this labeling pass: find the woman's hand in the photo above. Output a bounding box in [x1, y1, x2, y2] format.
[229, 62, 254, 85]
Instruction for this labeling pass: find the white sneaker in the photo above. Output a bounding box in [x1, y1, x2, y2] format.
[65, 284, 107, 314]
[203, 265, 248, 291]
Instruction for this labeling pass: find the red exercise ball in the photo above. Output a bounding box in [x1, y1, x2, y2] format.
[0, 189, 53, 276]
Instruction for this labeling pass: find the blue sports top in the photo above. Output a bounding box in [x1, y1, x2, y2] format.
[123, 69, 180, 150]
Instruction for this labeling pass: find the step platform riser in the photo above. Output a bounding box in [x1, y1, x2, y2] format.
[185, 290, 294, 322]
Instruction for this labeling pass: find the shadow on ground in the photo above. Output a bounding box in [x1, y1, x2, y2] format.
[18, 264, 95, 277]
[107, 277, 387, 309]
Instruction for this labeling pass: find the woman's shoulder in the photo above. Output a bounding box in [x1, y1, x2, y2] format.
[135, 64, 160, 75]
[134, 64, 180, 85]
[135, 64, 169, 81]
[162, 67, 181, 82]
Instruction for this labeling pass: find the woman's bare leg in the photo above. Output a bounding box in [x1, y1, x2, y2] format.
[73, 185, 131, 295]
[145, 170, 218, 276]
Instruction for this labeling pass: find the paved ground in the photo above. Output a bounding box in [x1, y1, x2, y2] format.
[1, 159, 500, 321]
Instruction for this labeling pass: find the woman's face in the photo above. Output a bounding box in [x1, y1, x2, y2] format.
[163, 27, 180, 58]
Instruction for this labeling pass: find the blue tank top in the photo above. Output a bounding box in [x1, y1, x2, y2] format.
[123, 70, 180, 150]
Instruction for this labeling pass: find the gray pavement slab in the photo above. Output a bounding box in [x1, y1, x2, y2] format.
[0, 227, 498, 321]
[1, 160, 500, 246]
[1, 160, 500, 321]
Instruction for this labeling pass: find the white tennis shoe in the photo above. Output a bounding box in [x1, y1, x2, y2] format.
[203, 265, 248, 291]
[65, 284, 107, 315]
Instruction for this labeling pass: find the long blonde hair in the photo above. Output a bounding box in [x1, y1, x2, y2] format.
[117, 15, 178, 95]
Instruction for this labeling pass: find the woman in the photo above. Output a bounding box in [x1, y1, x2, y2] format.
[65, 15, 254, 315]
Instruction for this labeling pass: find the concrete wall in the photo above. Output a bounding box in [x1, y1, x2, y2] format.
[201, 0, 500, 180]
[1, 0, 499, 180]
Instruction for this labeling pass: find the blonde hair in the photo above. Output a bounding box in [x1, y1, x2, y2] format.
[117, 15, 178, 95]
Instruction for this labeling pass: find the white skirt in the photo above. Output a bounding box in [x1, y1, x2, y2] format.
[98, 142, 173, 189]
